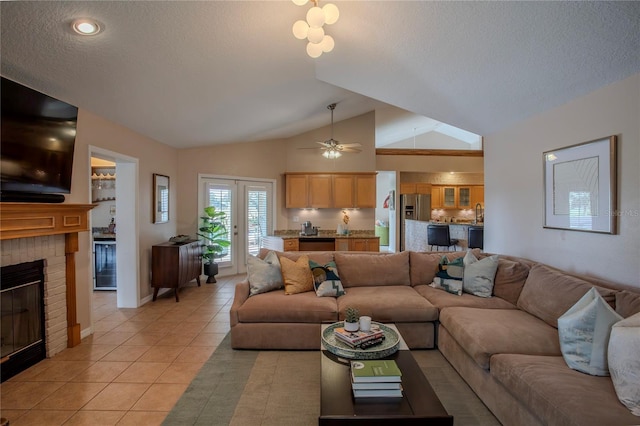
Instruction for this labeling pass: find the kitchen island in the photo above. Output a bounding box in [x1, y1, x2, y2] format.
[404, 219, 483, 251]
[262, 231, 380, 252]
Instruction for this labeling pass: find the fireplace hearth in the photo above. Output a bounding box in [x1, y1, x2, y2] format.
[1, 259, 46, 382]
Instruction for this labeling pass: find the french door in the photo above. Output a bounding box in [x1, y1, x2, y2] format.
[199, 176, 274, 275]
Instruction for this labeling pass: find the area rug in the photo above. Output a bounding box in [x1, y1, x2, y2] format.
[163, 334, 500, 426]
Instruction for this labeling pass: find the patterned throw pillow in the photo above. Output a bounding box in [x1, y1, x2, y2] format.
[432, 256, 464, 296]
[247, 251, 283, 296]
[309, 260, 345, 297]
[280, 254, 314, 295]
[558, 287, 623, 376]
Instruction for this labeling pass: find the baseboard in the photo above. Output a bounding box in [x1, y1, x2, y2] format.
[81, 326, 93, 340]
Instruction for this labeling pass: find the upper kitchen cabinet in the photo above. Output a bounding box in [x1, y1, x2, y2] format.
[285, 174, 308, 208]
[470, 186, 484, 207]
[400, 183, 416, 194]
[431, 185, 484, 209]
[286, 173, 376, 209]
[308, 174, 332, 208]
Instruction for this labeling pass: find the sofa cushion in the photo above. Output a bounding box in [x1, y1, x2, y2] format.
[490, 257, 531, 305]
[558, 287, 623, 376]
[237, 289, 337, 323]
[517, 264, 617, 328]
[409, 252, 440, 286]
[608, 312, 640, 416]
[439, 307, 560, 370]
[462, 251, 499, 298]
[615, 290, 640, 318]
[336, 286, 438, 322]
[414, 284, 516, 310]
[259, 248, 334, 265]
[247, 251, 283, 296]
[335, 251, 411, 287]
[490, 354, 640, 426]
[280, 255, 314, 295]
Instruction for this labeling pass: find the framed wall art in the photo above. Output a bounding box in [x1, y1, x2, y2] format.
[543, 135, 617, 234]
[153, 173, 170, 224]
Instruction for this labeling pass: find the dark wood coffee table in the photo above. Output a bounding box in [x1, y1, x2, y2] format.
[319, 349, 453, 425]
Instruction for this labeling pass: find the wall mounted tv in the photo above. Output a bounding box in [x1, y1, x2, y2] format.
[1, 76, 78, 203]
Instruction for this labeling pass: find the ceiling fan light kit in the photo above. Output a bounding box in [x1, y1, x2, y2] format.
[291, 0, 339, 58]
[300, 103, 362, 160]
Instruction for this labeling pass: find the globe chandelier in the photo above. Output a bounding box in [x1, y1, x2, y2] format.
[291, 0, 339, 58]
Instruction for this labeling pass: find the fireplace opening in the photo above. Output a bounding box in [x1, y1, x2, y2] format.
[1, 259, 46, 382]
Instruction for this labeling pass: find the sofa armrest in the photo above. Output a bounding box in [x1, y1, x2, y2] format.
[230, 280, 250, 327]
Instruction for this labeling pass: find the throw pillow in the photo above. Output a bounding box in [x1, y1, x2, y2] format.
[246, 251, 283, 296]
[558, 287, 623, 376]
[462, 251, 499, 298]
[608, 312, 640, 416]
[437, 255, 464, 280]
[430, 277, 463, 296]
[309, 260, 345, 297]
[280, 254, 314, 295]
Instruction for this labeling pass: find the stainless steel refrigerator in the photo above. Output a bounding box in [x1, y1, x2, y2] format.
[400, 193, 431, 251]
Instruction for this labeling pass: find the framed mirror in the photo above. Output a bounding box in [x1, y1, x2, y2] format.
[153, 173, 170, 224]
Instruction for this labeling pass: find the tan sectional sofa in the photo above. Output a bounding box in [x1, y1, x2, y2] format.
[229, 249, 640, 425]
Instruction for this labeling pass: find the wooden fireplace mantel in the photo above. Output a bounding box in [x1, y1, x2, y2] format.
[0, 202, 96, 348]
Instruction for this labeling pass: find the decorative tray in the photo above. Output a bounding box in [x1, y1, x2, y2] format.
[322, 321, 400, 360]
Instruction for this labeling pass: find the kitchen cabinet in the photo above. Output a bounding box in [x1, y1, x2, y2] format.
[442, 187, 457, 208]
[415, 183, 432, 194]
[335, 239, 350, 251]
[285, 174, 308, 208]
[283, 239, 299, 251]
[400, 183, 416, 194]
[308, 174, 333, 208]
[458, 186, 472, 208]
[151, 240, 202, 302]
[431, 185, 484, 209]
[470, 186, 484, 207]
[349, 237, 380, 252]
[285, 173, 376, 209]
[431, 186, 443, 209]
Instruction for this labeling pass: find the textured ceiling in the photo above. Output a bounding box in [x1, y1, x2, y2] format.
[1, 1, 638, 149]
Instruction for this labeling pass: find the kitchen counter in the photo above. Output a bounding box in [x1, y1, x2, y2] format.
[404, 219, 483, 251]
[263, 231, 379, 252]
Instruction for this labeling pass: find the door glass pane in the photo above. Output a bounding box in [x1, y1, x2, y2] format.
[205, 184, 233, 264]
[247, 188, 268, 256]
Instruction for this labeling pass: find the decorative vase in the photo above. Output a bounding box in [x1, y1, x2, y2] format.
[344, 321, 359, 332]
[203, 262, 218, 284]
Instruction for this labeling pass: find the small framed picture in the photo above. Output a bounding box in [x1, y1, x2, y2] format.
[153, 173, 169, 224]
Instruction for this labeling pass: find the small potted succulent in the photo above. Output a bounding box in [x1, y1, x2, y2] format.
[344, 307, 360, 332]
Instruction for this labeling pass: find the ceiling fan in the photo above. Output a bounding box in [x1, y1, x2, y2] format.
[300, 103, 362, 159]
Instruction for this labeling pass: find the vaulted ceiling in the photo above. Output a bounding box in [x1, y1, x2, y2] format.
[1, 1, 638, 149]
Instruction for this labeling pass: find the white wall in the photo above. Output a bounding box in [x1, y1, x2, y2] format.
[485, 73, 640, 288]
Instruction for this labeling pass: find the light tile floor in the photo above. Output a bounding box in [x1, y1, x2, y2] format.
[1, 274, 242, 426]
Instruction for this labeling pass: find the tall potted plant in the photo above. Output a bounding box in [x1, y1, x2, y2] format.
[197, 206, 231, 283]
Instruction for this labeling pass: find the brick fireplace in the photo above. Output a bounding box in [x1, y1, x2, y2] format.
[0, 203, 94, 374]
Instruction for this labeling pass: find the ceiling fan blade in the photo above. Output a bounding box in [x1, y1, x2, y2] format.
[297, 147, 323, 150]
[316, 141, 330, 146]
[341, 148, 362, 153]
[339, 143, 362, 148]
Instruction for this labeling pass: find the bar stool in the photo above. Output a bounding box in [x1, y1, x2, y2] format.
[427, 224, 459, 251]
[468, 226, 484, 250]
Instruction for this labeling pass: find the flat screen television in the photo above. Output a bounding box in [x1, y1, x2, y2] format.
[1, 76, 78, 202]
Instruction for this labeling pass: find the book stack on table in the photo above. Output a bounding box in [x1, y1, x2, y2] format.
[333, 325, 386, 349]
[350, 359, 403, 398]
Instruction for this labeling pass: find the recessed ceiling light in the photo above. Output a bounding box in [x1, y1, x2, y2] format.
[72, 19, 101, 36]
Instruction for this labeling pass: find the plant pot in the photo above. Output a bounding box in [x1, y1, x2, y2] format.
[344, 321, 359, 332]
[203, 262, 218, 284]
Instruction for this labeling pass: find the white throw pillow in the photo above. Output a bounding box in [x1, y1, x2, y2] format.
[558, 287, 623, 376]
[247, 251, 283, 296]
[608, 312, 640, 416]
[462, 251, 499, 298]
